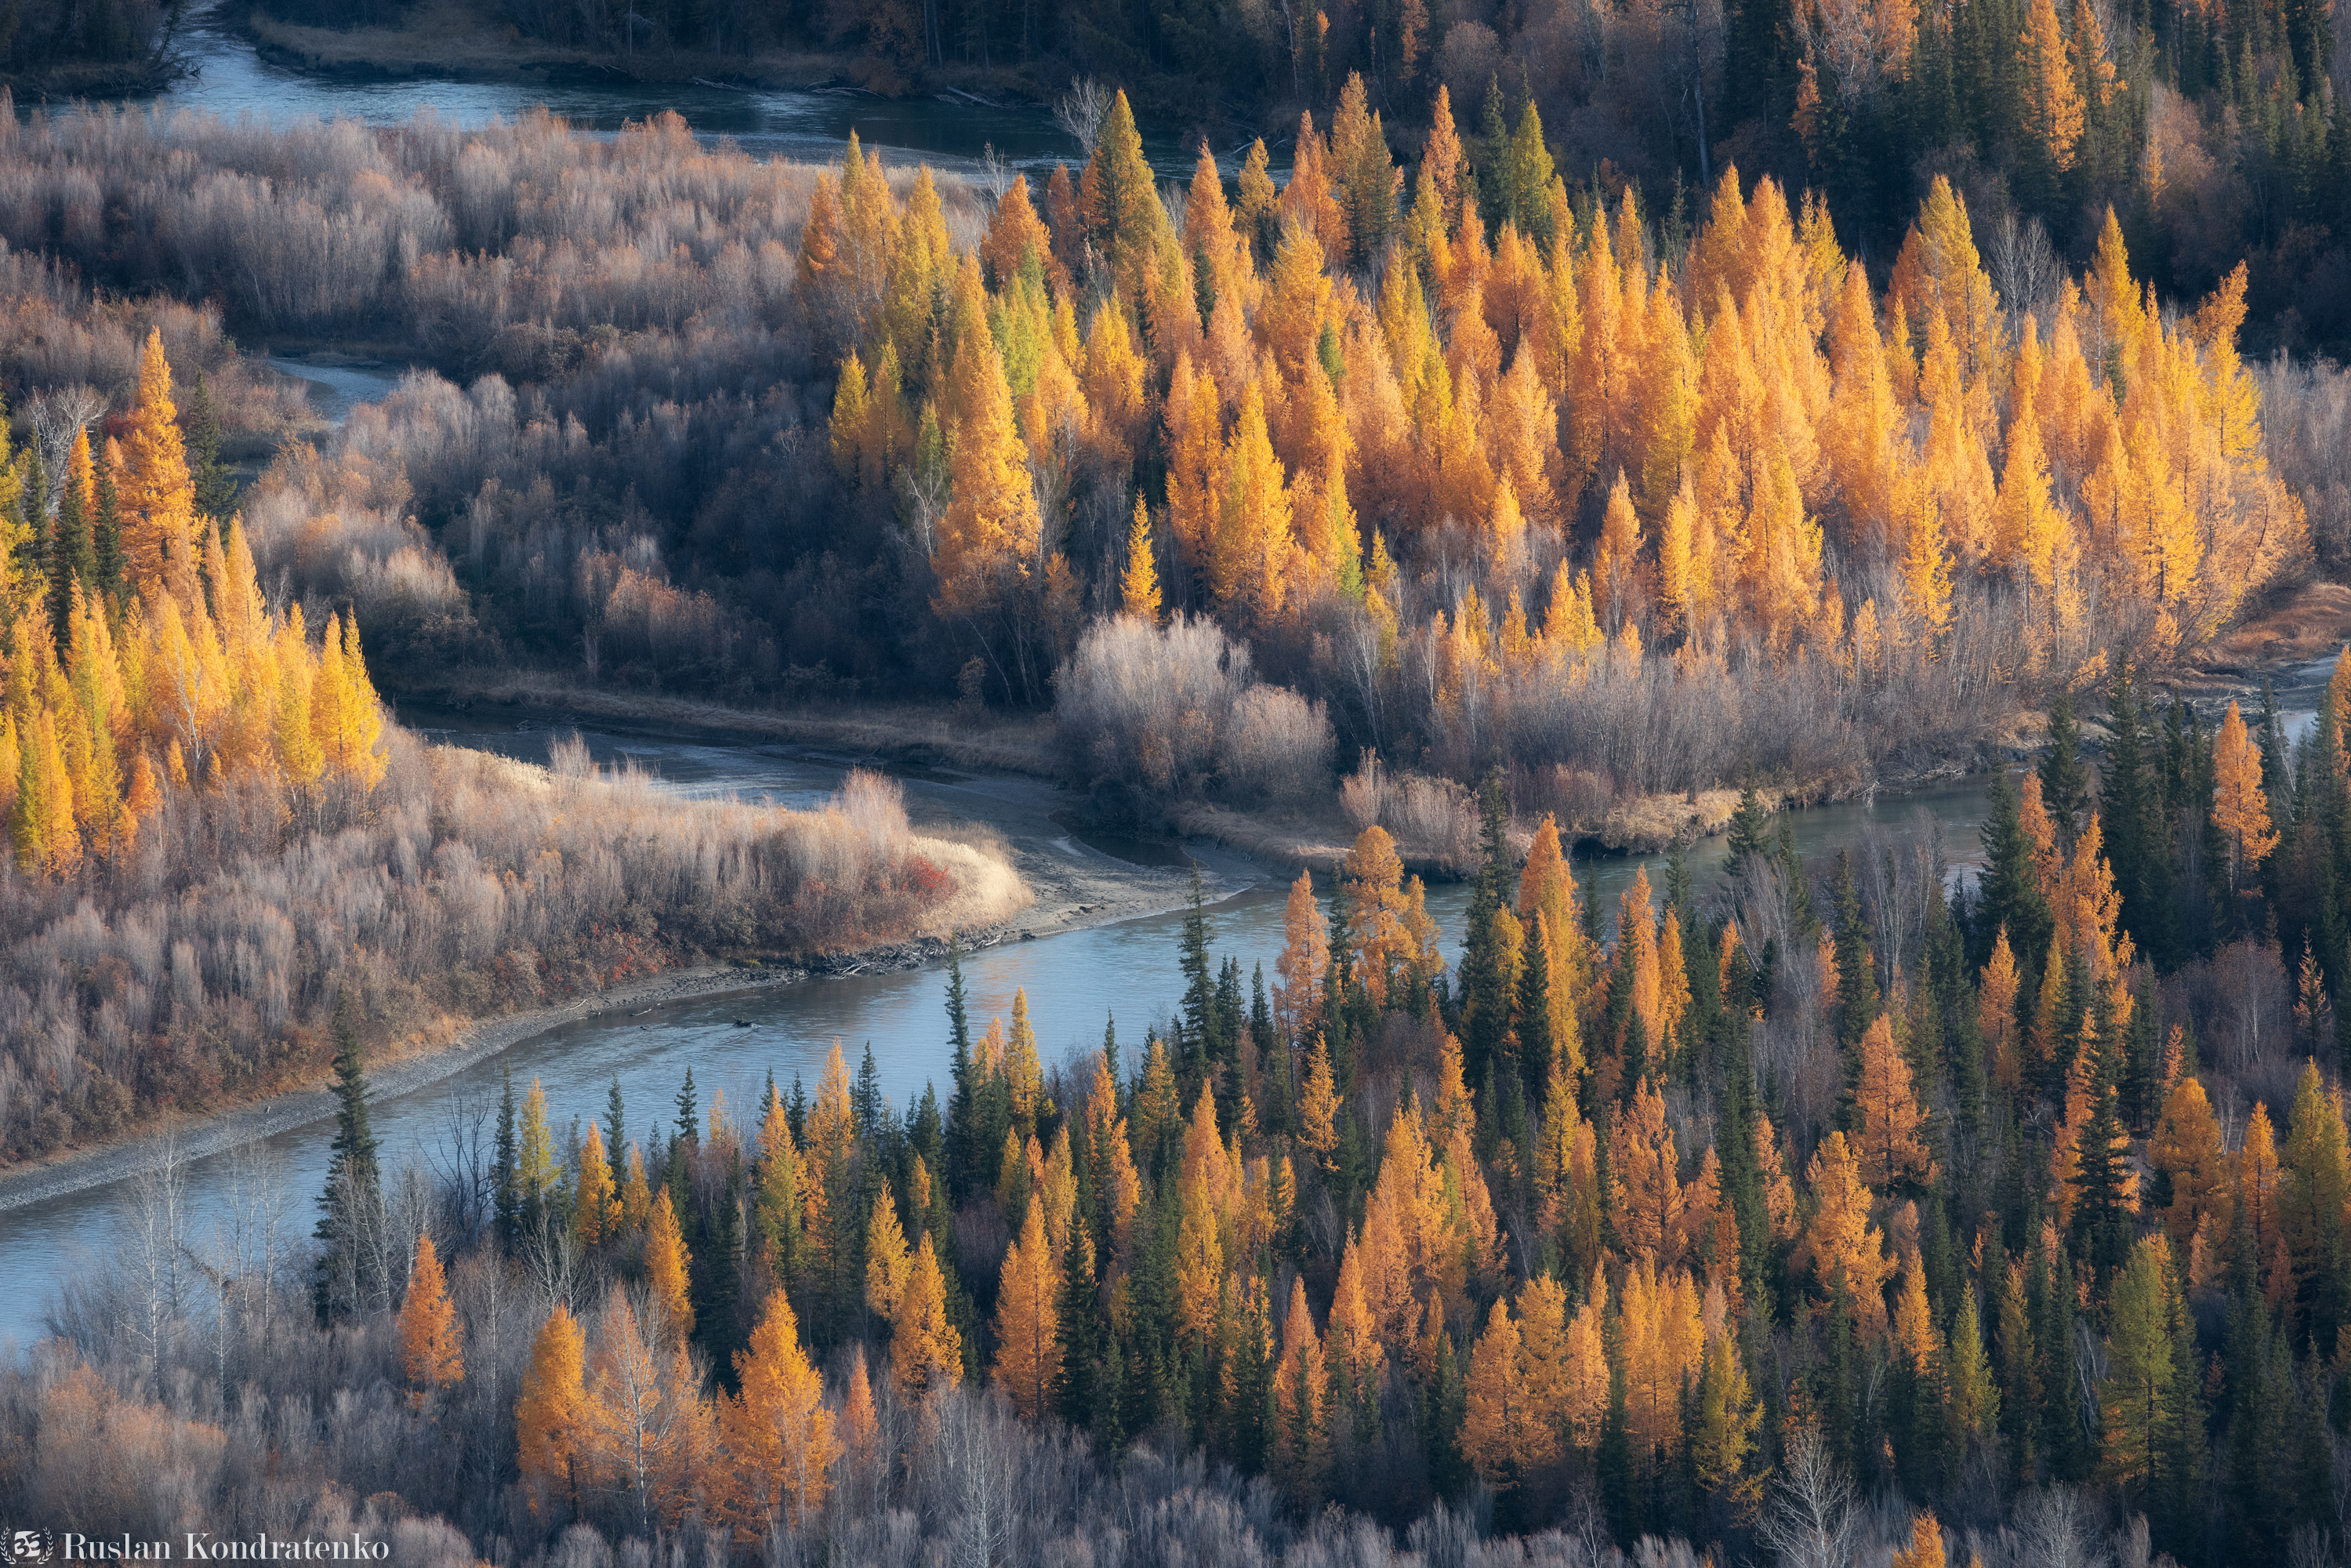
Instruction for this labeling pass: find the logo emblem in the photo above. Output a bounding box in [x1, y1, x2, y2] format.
[10, 1531, 53, 1564]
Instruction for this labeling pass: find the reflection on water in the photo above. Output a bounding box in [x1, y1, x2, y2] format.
[0, 720, 2008, 1351]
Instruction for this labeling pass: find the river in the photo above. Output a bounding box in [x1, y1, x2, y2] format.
[108, 3, 1216, 178]
[0, 710, 2014, 1351]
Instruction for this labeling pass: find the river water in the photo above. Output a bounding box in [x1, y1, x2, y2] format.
[0, 709, 2015, 1351]
[105, 3, 1213, 178]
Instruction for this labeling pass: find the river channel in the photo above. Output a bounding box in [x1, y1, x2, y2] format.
[0, 713, 2012, 1352]
[80, 2, 1215, 179]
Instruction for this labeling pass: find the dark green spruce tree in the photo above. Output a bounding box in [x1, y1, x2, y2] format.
[314, 990, 383, 1319]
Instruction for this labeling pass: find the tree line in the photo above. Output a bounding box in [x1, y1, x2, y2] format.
[0, 96, 2331, 817]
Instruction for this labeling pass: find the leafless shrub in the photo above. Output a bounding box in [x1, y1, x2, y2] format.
[2255, 353, 2351, 572]
[1223, 684, 1337, 802]
[1337, 752, 1477, 867]
[549, 730, 595, 779]
[1391, 773, 1478, 868]
[1341, 749, 1388, 829]
[1056, 614, 1330, 803]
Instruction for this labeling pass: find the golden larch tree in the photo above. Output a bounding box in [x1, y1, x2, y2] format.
[992, 1201, 1062, 1419]
[646, 1190, 695, 1345]
[2021, 0, 2087, 172]
[1854, 1014, 1937, 1187]
[1343, 825, 1413, 1004]
[1460, 1298, 1530, 1490]
[2151, 1073, 2231, 1251]
[933, 259, 1041, 618]
[2211, 699, 2277, 887]
[517, 1304, 586, 1511]
[1891, 1512, 1947, 1568]
[578, 1294, 711, 1533]
[1274, 868, 1330, 1043]
[1979, 927, 2022, 1088]
[117, 330, 198, 611]
[1214, 379, 1295, 619]
[1609, 1078, 1686, 1266]
[1620, 1259, 1705, 1457]
[2238, 1102, 2284, 1303]
[891, 1235, 963, 1402]
[575, 1124, 618, 1246]
[1119, 498, 1161, 622]
[1691, 1321, 1765, 1516]
[1272, 1277, 1329, 1501]
[2099, 1236, 2180, 1489]
[865, 1185, 912, 1321]
[397, 1235, 464, 1404]
[720, 1288, 836, 1534]
[1797, 1130, 1893, 1332]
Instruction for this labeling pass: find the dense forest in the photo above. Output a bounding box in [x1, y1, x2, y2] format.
[0, 0, 187, 93]
[227, 0, 2351, 361]
[1, 90, 2327, 817]
[14, 701, 2351, 1563]
[5, 34, 2351, 1565]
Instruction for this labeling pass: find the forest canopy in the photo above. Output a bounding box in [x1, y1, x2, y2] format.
[3, 56, 2351, 1568]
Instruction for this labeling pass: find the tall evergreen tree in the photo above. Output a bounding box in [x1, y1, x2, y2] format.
[2040, 692, 2092, 845]
[493, 1065, 518, 1250]
[1725, 779, 1773, 882]
[606, 1074, 626, 1163]
[1179, 861, 1217, 1073]
[314, 990, 383, 1318]
[1457, 768, 1515, 1091]
[2258, 675, 2290, 815]
[1832, 848, 1881, 1055]
[182, 372, 238, 524]
[1976, 773, 2054, 971]
[2099, 668, 2175, 967]
[89, 453, 123, 603]
[945, 938, 977, 1200]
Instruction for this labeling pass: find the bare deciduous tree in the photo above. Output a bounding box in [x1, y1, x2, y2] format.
[27, 384, 104, 511]
[1990, 210, 2065, 328]
[1054, 78, 1110, 156]
[125, 1134, 192, 1365]
[1758, 1423, 1860, 1568]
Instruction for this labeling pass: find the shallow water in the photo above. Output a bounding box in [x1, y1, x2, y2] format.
[263, 357, 412, 426]
[0, 713, 2009, 1351]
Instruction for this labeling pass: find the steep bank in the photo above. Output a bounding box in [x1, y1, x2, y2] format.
[408, 671, 1060, 776]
